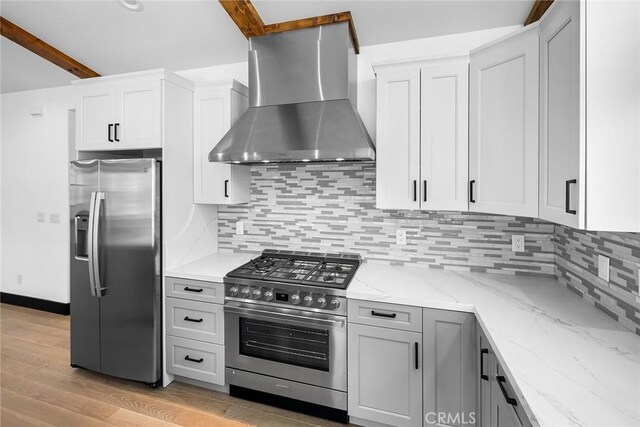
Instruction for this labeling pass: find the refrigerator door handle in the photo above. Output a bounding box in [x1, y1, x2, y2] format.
[88, 191, 105, 297]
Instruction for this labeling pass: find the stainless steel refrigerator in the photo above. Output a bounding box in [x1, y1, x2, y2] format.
[69, 158, 161, 386]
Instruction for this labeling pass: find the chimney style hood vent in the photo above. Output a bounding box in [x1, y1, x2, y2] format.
[209, 22, 375, 164]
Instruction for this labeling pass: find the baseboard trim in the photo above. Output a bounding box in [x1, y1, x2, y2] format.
[0, 292, 70, 315]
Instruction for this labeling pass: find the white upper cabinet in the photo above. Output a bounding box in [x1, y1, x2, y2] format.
[376, 67, 421, 210]
[469, 26, 539, 218]
[539, 0, 640, 232]
[376, 59, 469, 211]
[193, 81, 250, 205]
[420, 63, 469, 211]
[75, 70, 189, 151]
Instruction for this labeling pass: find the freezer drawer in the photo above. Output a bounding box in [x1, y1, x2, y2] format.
[166, 336, 225, 385]
[166, 297, 224, 344]
[165, 276, 224, 304]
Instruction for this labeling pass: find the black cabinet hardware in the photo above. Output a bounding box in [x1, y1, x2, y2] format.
[114, 123, 120, 142]
[470, 180, 476, 203]
[184, 316, 203, 323]
[184, 287, 203, 293]
[413, 180, 417, 202]
[480, 348, 489, 381]
[184, 355, 204, 363]
[565, 179, 577, 214]
[497, 375, 517, 406]
[224, 179, 229, 198]
[423, 180, 427, 202]
[108, 124, 114, 142]
[414, 342, 419, 370]
[371, 310, 396, 319]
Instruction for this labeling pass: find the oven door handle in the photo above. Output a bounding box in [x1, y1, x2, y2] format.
[224, 304, 345, 329]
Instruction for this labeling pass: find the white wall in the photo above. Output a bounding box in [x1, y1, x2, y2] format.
[1, 86, 76, 303]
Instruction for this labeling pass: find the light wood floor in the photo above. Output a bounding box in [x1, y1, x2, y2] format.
[0, 303, 350, 427]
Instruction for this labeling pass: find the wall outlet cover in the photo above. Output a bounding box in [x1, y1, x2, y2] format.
[598, 255, 610, 282]
[396, 229, 407, 245]
[50, 213, 60, 224]
[236, 221, 244, 235]
[37, 212, 45, 223]
[511, 235, 525, 252]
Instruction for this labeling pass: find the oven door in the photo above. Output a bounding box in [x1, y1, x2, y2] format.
[225, 301, 347, 392]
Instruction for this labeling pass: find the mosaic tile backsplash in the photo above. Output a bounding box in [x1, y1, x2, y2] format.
[218, 163, 640, 334]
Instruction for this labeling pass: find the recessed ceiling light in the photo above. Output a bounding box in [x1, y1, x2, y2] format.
[336, 158, 345, 161]
[118, 0, 143, 12]
[301, 159, 310, 162]
[262, 160, 270, 163]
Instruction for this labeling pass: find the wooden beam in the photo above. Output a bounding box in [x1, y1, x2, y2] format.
[0, 16, 99, 79]
[263, 11, 360, 54]
[524, 0, 554, 26]
[219, 0, 265, 38]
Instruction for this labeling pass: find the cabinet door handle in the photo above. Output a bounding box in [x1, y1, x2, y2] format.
[497, 375, 518, 406]
[183, 286, 203, 293]
[469, 180, 476, 203]
[480, 348, 489, 381]
[114, 123, 120, 142]
[224, 179, 229, 198]
[414, 342, 419, 370]
[565, 179, 577, 214]
[183, 316, 204, 323]
[184, 355, 204, 363]
[413, 180, 417, 202]
[423, 180, 427, 202]
[108, 124, 114, 142]
[370, 310, 396, 319]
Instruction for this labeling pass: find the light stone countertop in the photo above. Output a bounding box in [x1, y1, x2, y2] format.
[348, 262, 640, 427]
[164, 252, 254, 283]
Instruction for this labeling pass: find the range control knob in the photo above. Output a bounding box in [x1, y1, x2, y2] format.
[239, 287, 250, 298]
[303, 295, 314, 307]
[251, 288, 262, 299]
[329, 299, 341, 310]
[290, 293, 301, 305]
[316, 297, 327, 309]
[263, 289, 274, 301]
[228, 286, 238, 297]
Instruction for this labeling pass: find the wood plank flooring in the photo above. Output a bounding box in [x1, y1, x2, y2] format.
[0, 303, 349, 427]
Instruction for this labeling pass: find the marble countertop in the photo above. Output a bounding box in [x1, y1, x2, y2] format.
[348, 263, 640, 427]
[164, 252, 254, 283]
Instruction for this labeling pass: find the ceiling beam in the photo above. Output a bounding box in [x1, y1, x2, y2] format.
[263, 11, 360, 54]
[524, 0, 554, 26]
[0, 16, 100, 79]
[219, 1, 360, 54]
[219, 0, 265, 38]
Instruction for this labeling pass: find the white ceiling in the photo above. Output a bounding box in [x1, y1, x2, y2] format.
[0, 0, 531, 94]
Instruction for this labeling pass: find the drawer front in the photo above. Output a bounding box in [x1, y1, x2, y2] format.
[166, 298, 223, 344]
[165, 276, 223, 304]
[348, 299, 422, 332]
[166, 336, 224, 385]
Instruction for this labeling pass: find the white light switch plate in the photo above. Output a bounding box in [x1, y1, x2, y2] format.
[598, 255, 610, 282]
[236, 221, 244, 235]
[50, 213, 60, 224]
[511, 235, 525, 252]
[37, 212, 45, 223]
[396, 230, 407, 245]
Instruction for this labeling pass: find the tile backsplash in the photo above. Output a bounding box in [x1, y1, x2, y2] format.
[218, 163, 640, 335]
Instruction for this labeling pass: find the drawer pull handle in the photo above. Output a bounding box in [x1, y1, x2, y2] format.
[480, 348, 489, 381]
[183, 287, 203, 293]
[371, 310, 396, 319]
[184, 355, 204, 363]
[184, 316, 203, 323]
[497, 375, 517, 406]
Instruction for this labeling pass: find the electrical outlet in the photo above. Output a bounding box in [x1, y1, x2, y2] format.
[598, 255, 610, 282]
[36, 212, 45, 223]
[511, 235, 525, 252]
[50, 213, 60, 224]
[396, 230, 407, 245]
[236, 221, 244, 235]
[17, 274, 22, 285]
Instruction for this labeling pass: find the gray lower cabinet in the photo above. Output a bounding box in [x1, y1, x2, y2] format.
[348, 322, 423, 427]
[490, 359, 531, 427]
[477, 327, 492, 427]
[423, 308, 477, 427]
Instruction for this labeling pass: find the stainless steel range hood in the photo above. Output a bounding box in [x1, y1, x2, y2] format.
[209, 22, 375, 164]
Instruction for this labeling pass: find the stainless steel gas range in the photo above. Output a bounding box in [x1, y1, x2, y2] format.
[223, 249, 361, 422]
